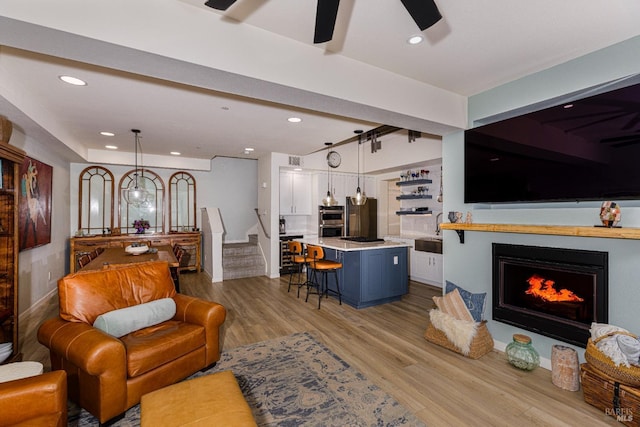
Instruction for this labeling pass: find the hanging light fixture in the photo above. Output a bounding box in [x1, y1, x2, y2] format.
[123, 129, 151, 208]
[350, 130, 367, 206]
[322, 142, 338, 206]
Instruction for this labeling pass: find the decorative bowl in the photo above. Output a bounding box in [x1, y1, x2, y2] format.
[125, 244, 149, 255]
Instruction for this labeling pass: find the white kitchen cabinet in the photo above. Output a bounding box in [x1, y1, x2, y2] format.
[424, 253, 443, 286]
[280, 171, 312, 215]
[405, 243, 442, 287]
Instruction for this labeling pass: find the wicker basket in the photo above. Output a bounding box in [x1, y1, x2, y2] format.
[585, 332, 640, 388]
[581, 363, 640, 427]
[424, 320, 494, 359]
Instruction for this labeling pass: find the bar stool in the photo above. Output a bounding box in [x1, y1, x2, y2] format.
[287, 241, 312, 297]
[305, 244, 343, 309]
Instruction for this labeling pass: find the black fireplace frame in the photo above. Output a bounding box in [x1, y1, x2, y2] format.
[492, 243, 608, 347]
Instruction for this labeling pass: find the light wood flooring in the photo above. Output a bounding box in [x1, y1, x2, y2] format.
[21, 272, 618, 426]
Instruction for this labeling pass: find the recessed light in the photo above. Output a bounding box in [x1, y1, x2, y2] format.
[59, 75, 87, 86]
[105, 145, 118, 150]
[244, 147, 254, 152]
[170, 151, 181, 156]
[287, 117, 302, 123]
[100, 131, 115, 137]
[407, 35, 424, 45]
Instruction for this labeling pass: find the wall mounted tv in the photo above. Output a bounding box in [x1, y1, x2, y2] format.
[464, 79, 640, 204]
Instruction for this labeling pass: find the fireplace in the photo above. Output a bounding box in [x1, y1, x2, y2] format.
[492, 244, 608, 347]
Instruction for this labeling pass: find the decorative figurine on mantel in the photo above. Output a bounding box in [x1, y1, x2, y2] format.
[465, 211, 473, 224]
[599, 201, 621, 227]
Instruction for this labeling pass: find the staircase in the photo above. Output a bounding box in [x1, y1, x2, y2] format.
[222, 234, 265, 280]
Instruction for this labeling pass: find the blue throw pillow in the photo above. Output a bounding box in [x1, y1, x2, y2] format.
[93, 298, 176, 338]
[445, 280, 486, 322]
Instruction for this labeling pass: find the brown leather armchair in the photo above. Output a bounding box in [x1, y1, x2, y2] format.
[0, 370, 67, 427]
[37, 260, 226, 425]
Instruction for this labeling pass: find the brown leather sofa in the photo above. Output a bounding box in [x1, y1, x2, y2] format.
[0, 370, 67, 427]
[37, 260, 226, 424]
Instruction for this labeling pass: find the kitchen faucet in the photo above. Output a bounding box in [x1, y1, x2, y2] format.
[435, 212, 443, 236]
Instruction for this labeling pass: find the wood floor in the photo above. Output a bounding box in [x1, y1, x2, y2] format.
[22, 272, 618, 426]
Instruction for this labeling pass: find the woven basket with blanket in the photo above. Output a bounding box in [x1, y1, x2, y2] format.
[585, 323, 640, 387]
[424, 282, 493, 359]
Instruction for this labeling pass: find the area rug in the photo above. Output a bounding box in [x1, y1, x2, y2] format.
[75, 332, 425, 426]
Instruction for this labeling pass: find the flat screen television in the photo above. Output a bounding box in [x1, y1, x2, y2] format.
[464, 80, 640, 204]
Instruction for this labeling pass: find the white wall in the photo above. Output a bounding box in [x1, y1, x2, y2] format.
[70, 156, 257, 243]
[8, 129, 70, 315]
[443, 36, 640, 367]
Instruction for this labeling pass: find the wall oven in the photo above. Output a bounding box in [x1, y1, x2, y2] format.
[318, 205, 344, 237]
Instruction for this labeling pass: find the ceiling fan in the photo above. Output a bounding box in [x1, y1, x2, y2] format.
[204, 0, 442, 43]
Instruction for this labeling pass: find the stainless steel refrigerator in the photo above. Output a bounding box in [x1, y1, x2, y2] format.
[345, 198, 377, 238]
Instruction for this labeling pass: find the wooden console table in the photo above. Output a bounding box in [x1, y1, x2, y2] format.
[70, 233, 201, 273]
[440, 223, 640, 243]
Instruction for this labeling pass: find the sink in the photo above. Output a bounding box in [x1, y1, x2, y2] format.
[414, 237, 443, 254]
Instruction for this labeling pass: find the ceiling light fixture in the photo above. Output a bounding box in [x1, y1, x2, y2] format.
[59, 75, 87, 86]
[407, 35, 424, 45]
[100, 131, 115, 137]
[105, 145, 118, 150]
[350, 130, 367, 206]
[123, 129, 151, 209]
[287, 117, 302, 123]
[322, 142, 338, 206]
[170, 151, 181, 156]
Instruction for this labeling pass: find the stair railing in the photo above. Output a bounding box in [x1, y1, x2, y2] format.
[254, 208, 270, 239]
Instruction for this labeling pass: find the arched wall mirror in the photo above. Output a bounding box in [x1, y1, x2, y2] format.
[78, 166, 114, 235]
[118, 168, 165, 234]
[169, 171, 196, 232]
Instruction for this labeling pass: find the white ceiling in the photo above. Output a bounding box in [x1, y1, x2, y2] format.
[0, 0, 639, 167]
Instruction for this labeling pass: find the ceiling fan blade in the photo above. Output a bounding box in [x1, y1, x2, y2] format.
[204, 0, 238, 11]
[314, 0, 340, 44]
[400, 0, 442, 30]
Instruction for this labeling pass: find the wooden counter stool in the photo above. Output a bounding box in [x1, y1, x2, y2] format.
[287, 241, 312, 297]
[305, 244, 343, 309]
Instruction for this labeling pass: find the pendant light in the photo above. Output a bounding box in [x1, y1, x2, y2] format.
[123, 129, 150, 208]
[322, 142, 338, 206]
[350, 130, 367, 206]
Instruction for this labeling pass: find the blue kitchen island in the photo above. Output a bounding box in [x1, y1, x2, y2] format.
[300, 237, 410, 309]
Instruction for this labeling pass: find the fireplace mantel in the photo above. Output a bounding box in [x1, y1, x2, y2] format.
[440, 223, 640, 243]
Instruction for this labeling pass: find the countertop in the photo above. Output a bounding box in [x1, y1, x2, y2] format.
[299, 237, 411, 252]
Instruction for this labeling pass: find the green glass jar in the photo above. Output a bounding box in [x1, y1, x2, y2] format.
[506, 334, 540, 371]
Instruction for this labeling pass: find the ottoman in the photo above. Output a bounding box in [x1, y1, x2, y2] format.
[140, 370, 257, 427]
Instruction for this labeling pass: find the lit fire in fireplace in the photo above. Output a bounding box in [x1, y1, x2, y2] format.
[525, 274, 584, 302]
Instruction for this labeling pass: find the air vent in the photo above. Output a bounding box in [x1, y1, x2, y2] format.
[288, 156, 303, 167]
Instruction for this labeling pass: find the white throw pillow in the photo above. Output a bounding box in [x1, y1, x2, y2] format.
[93, 298, 176, 338]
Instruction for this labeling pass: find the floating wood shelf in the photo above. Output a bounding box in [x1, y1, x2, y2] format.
[396, 179, 432, 186]
[396, 195, 432, 200]
[440, 223, 640, 243]
[396, 210, 433, 216]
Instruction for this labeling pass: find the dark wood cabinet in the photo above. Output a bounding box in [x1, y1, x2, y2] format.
[0, 136, 26, 364]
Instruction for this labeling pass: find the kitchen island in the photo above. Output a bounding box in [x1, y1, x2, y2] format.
[300, 237, 410, 309]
